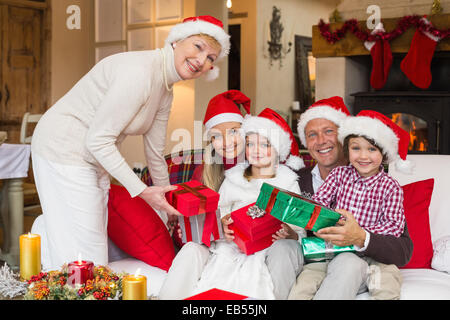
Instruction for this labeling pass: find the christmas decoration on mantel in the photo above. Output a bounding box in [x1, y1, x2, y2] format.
[318, 14, 450, 89]
[0, 262, 127, 300]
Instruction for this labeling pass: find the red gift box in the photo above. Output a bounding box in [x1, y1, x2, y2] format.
[185, 288, 249, 300]
[229, 203, 281, 255]
[166, 180, 220, 216]
[166, 180, 221, 247]
[231, 203, 281, 241]
[230, 224, 275, 255]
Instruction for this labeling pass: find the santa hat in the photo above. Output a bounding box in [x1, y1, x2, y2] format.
[203, 90, 251, 131]
[165, 15, 230, 81]
[338, 110, 414, 174]
[297, 96, 351, 147]
[242, 108, 304, 171]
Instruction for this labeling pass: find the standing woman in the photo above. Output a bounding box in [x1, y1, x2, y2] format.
[31, 16, 230, 270]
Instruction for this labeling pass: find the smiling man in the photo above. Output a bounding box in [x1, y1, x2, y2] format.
[292, 97, 413, 300]
[296, 96, 351, 194]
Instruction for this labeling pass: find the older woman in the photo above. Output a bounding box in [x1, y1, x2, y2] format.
[31, 16, 230, 271]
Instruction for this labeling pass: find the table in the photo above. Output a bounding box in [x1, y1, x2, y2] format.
[0, 143, 31, 268]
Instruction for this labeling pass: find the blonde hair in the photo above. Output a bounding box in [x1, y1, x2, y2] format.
[196, 33, 222, 52]
[201, 143, 225, 192]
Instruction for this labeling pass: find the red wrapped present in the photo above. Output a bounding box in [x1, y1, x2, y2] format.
[166, 180, 222, 247]
[229, 203, 281, 255]
[229, 224, 275, 255]
[166, 180, 220, 216]
[185, 288, 249, 300]
[231, 203, 281, 241]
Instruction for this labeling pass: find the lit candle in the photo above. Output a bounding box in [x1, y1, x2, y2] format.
[19, 232, 41, 281]
[67, 253, 94, 287]
[122, 268, 147, 300]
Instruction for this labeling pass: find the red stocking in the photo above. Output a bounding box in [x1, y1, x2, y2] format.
[400, 20, 440, 89]
[364, 23, 393, 90]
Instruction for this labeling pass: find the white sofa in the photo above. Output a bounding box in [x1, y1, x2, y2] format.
[35, 154, 450, 299]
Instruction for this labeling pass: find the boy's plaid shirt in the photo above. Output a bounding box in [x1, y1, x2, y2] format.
[312, 165, 405, 237]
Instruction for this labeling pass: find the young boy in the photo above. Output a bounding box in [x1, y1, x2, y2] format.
[290, 110, 412, 300]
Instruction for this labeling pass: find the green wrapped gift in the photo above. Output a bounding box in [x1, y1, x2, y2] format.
[255, 182, 341, 232]
[302, 236, 355, 262]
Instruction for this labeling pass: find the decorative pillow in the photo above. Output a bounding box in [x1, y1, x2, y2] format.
[431, 236, 450, 273]
[400, 178, 434, 269]
[107, 184, 175, 271]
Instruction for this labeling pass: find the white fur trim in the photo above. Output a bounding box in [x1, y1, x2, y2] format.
[203, 65, 220, 81]
[285, 155, 305, 171]
[338, 116, 399, 163]
[224, 162, 298, 189]
[420, 17, 441, 42]
[165, 20, 230, 59]
[242, 116, 292, 161]
[204, 112, 244, 131]
[364, 22, 385, 51]
[395, 158, 415, 174]
[297, 106, 349, 147]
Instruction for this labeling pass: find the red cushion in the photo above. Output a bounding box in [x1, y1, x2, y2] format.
[107, 184, 175, 271]
[400, 178, 434, 269]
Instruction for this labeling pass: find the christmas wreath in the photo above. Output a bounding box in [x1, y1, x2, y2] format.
[24, 264, 125, 300]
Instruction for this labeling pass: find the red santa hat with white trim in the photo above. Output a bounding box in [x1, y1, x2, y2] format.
[297, 96, 351, 147]
[242, 108, 304, 171]
[203, 90, 251, 131]
[338, 110, 414, 174]
[165, 15, 230, 81]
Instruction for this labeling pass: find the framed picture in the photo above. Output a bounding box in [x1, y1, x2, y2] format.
[155, 25, 172, 49]
[295, 35, 315, 111]
[95, 0, 125, 42]
[127, 0, 153, 25]
[127, 28, 153, 51]
[95, 45, 126, 63]
[155, 0, 182, 21]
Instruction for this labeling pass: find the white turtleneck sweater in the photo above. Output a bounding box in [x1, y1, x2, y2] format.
[32, 44, 182, 197]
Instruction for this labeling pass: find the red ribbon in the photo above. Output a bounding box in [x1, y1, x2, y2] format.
[305, 206, 322, 230]
[172, 182, 220, 246]
[264, 187, 323, 230]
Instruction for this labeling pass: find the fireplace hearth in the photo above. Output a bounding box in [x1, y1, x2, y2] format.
[352, 91, 450, 154]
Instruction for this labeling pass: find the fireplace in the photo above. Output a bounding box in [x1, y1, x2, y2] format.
[352, 91, 450, 154]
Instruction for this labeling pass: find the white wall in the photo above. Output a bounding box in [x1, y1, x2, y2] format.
[255, 0, 339, 115]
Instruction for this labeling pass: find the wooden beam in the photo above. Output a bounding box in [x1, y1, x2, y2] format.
[0, 0, 47, 10]
[312, 13, 450, 58]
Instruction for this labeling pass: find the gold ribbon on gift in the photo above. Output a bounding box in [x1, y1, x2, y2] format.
[172, 183, 208, 214]
[171, 182, 220, 246]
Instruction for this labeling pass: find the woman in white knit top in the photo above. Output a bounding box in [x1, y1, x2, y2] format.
[31, 16, 230, 270]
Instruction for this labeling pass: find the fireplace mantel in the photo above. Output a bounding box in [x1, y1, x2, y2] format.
[312, 13, 450, 58]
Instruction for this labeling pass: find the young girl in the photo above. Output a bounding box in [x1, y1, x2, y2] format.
[291, 109, 412, 300]
[191, 108, 305, 299]
[160, 108, 305, 299]
[159, 90, 250, 299]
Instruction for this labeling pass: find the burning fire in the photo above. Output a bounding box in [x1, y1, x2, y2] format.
[390, 113, 427, 152]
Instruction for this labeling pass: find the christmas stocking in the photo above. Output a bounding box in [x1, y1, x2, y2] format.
[400, 17, 441, 89]
[364, 23, 393, 90]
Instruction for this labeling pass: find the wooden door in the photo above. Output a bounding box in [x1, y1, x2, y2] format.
[0, 4, 47, 143]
